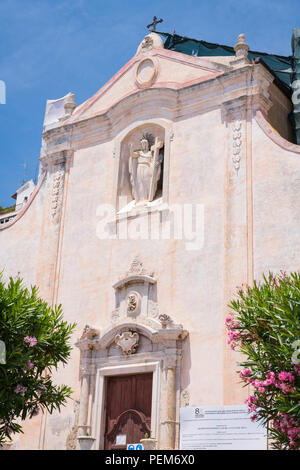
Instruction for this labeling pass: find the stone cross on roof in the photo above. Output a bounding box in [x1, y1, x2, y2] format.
[147, 16, 163, 32]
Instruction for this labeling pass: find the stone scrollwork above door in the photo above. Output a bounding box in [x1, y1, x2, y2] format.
[115, 330, 139, 355]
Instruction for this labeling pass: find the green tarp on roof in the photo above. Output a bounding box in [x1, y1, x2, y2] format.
[161, 32, 292, 89]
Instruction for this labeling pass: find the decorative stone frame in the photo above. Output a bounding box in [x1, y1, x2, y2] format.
[112, 257, 157, 322]
[135, 57, 159, 89]
[76, 321, 188, 450]
[75, 261, 188, 450]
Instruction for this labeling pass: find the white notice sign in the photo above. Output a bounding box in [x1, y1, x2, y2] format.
[180, 405, 267, 450]
[116, 434, 126, 446]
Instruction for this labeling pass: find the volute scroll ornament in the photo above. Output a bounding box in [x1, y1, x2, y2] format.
[126, 291, 141, 315]
[159, 314, 171, 328]
[80, 325, 100, 340]
[115, 330, 139, 355]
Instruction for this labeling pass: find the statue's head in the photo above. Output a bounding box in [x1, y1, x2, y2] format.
[140, 133, 154, 150]
[140, 137, 149, 151]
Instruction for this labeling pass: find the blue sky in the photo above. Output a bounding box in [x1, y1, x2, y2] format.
[0, 0, 298, 206]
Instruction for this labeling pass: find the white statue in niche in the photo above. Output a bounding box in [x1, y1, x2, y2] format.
[129, 133, 163, 204]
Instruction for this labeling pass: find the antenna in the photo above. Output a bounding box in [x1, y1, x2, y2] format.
[21, 162, 28, 185]
[34, 162, 39, 185]
[17, 162, 30, 186]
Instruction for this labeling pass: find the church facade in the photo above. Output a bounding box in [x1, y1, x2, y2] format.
[1, 31, 300, 450]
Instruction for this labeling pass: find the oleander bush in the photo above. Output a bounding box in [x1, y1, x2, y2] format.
[226, 272, 300, 450]
[0, 275, 75, 445]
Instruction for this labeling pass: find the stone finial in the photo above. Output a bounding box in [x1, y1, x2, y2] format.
[230, 33, 250, 67]
[234, 33, 249, 59]
[128, 256, 145, 275]
[44, 92, 77, 129]
[64, 92, 77, 117]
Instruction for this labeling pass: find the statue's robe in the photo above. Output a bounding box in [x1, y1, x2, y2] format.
[129, 150, 161, 203]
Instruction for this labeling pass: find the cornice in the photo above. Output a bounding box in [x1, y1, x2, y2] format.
[69, 48, 224, 123]
[75, 320, 188, 353]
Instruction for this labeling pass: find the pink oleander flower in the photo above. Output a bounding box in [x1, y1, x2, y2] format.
[263, 378, 273, 386]
[27, 360, 34, 369]
[266, 371, 276, 382]
[24, 336, 37, 347]
[278, 382, 296, 394]
[273, 413, 300, 449]
[245, 395, 259, 413]
[250, 414, 258, 422]
[249, 395, 258, 403]
[14, 384, 27, 396]
[255, 380, 264, 387]
[239, 369, 252, 378]
[278, 371, 294, 382]
[293, 364, 300, 376]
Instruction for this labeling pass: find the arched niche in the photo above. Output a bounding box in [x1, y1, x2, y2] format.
[113, 121, 172, 213]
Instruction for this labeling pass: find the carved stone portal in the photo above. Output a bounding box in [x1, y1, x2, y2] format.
[76, 318, 188, 450]
[115, 331, 139, 355]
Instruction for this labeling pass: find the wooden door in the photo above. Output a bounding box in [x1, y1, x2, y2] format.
[104, 373, 152, 450]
